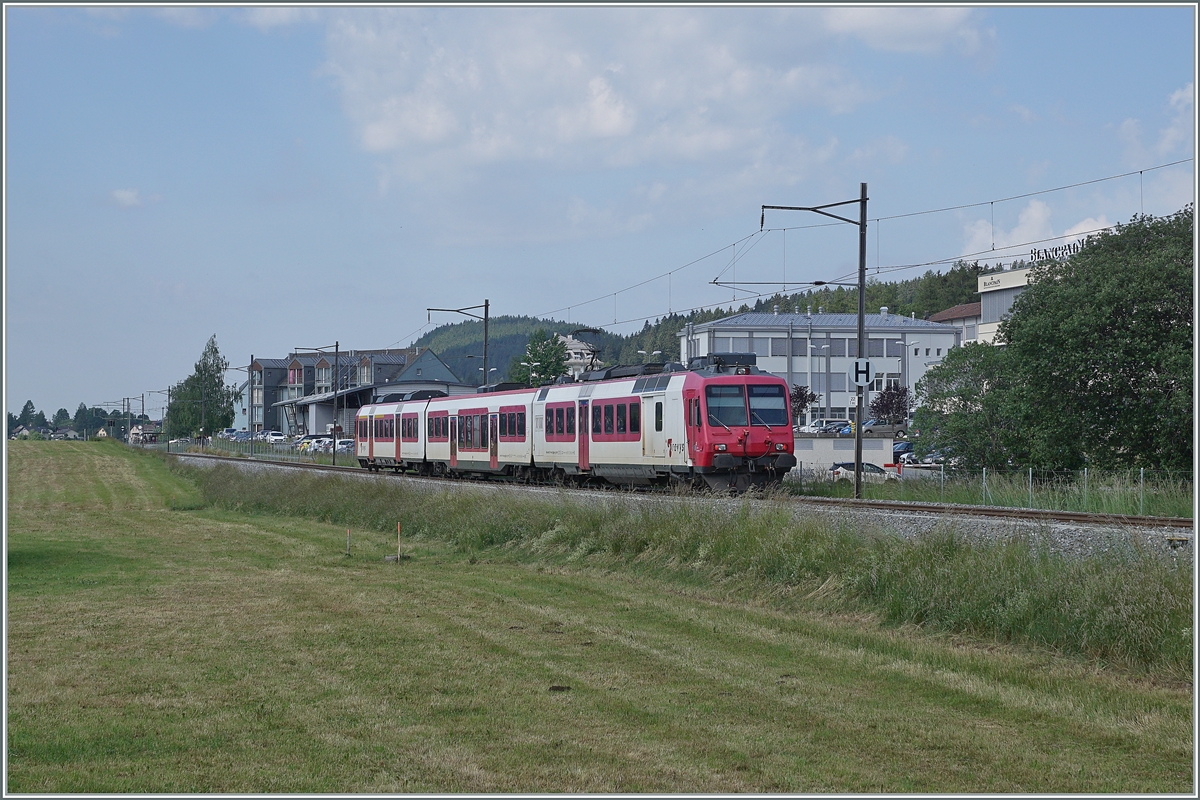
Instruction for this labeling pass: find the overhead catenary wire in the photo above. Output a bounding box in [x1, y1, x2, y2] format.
[525, 157, 1190, 334]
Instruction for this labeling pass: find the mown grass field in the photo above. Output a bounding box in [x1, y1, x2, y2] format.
[6, 441, 1194, 792]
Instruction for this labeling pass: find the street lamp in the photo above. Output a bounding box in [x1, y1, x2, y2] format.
[294, 342, 341, 466]
[479, 366, 498, 386]
[812, 344, 830, 419]
[637, 349, 662, 363]
[521, 361, 540, 386]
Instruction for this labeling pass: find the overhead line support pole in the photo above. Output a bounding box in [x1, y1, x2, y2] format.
[760, 183, 869, 499]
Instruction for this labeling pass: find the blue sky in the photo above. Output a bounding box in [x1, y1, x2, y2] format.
[4, 5, 1195, 419]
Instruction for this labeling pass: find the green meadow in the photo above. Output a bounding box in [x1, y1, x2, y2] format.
[6, 441, 1192, 793]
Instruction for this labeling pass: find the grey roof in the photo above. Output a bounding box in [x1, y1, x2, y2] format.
[683, 312, 958, 333]
[253, 358, 290, 369]
[360, 352, 410, 365]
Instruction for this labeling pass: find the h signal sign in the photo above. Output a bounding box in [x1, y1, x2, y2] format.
[851, 359, 874, 387]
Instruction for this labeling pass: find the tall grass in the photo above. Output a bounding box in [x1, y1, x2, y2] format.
[177, 461, 1193, 677]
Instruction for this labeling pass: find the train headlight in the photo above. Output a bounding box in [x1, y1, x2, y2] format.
[775, 443, 786, 451]
[714, 443, 727, 452]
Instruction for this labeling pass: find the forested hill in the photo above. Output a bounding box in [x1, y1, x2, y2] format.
[413, 260, 991, 383]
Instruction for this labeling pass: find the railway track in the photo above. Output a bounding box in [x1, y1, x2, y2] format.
[172, 451, 1195, 532]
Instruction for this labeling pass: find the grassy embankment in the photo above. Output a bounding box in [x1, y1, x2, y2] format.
[6, 440, 1193, 792]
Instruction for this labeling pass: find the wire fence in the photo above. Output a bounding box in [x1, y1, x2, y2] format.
[788, 463, 1193, 518]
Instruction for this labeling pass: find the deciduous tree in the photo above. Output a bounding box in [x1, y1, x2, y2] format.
[506, 330, 569, 386]
[167, 335, 240, 437]
[790, 385, 818, 422]
[913, 343, 1023, 470]
[1001, 207, 1193, 470]
[869, 384, 913, 425]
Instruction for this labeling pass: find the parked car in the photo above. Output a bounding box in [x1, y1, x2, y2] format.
[892, 441, 914, 459]
[829, 462, 899, 483]
[233, 430, 253, 442]
[862, 418, 908, 436]
[266, 431, 287, 445]
[335, 439, 354, 453]
[822, 421, 853, 434]
[797, 418, 852, 434]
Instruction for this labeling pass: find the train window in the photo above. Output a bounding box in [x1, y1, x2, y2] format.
[707, 385, 749, 427]
[458, 416, 465, 445]
[593, 406, 602, 435]
[604, 404, 614, 435]
[555, 407, 565, 436]
[629, 402, 640, 433]
[616, 404, 626, 434]
[517, 412, 526, 437]
[480, 416, 488, 449]
[566, 406, 575, 435]
[655, 401, 663, 432]
[499, 413, 508, 437]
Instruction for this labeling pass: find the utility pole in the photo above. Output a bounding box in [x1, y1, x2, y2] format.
[761, 182, 869, 498]
[428, 300, 490, 386]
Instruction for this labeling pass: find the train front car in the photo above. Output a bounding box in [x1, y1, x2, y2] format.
[683, 353, 796, 492]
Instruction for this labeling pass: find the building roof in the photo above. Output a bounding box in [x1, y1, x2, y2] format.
[252, 358, 290, 369]
[928, 302, 982, 323]
[682, 311, 959, 333]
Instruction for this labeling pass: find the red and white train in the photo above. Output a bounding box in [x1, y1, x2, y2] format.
[355, 353, 797, 492]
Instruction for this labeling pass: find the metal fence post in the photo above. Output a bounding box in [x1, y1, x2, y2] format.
[940, 463, 944, 502]
[1140, 467, 1145, 515]
[1029, 467, 1033, 509]
[1083, 467, 1088, 511]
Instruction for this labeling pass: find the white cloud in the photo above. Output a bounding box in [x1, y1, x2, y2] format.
[241, 7, 322, 30]
[150, 7, 215, 29]
[1009, 104, 1036, 124]
[317, 7, 887, 236]
[1156, 82, 1193, 157]
[111, 189, 141, 208]
[821, 8, 987, 55]
[1118, 83, 1194, 166]
[963, 201, 1116, 263]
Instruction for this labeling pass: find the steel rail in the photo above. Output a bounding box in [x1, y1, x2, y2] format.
[171, 451, 1195, 532]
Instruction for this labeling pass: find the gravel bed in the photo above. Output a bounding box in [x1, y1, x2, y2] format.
[176, 454, 1193, 564]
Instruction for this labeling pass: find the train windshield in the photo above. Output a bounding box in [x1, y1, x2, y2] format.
[748, 385, 788, 427]
[706, 385, 748, 427]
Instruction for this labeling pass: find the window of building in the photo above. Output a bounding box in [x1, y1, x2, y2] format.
[868, 339, 885, 357]
[770, 338, 789, 357]
[730, 336, 749, 352]
[750, 338, 769, 356]
[828, 338, 846, 357]
[914, 348, 920, 356]
[936, 348, 942, 356]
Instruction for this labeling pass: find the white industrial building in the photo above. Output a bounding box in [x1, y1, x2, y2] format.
[976, 266, 1032, 344]
[678, 307, 960, 425]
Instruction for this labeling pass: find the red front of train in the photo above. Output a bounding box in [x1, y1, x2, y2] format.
[680, 355, 796, 492]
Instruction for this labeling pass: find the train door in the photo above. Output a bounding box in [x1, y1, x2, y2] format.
[449, 415, 458, 468]
[368, 415, 375, 460]
[684, 389, 699, 461]
[489, 413, 499, 470]
[645, 395, 666, 458]
[577, 400, 590, 471]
